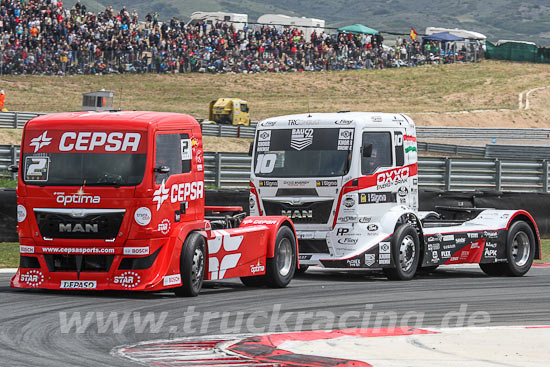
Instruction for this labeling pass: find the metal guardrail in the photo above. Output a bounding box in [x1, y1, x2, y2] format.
[417, 127, 550, 140]
[0, 111, 44, 128]
[203, 153, 550, 192]
[2, 149, 549, 192]
[0, 145, 19, 179]
[3, 111, 549, 142]
[417, 142, 486, 157]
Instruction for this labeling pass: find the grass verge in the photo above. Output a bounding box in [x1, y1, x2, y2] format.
[0, 242, 19, 268]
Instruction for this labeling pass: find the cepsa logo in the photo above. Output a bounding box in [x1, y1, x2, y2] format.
[28, 131, 142, 153]
[59, 132, 141, 152]
[153, 179, 204, 211]
[377, 167, 410, 189]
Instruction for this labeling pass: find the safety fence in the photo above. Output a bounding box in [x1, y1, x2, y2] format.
[0, 112, 44, 128]
[203, 152, 550, 192]
[3, 112, 550, 141]
[2, 149, 549, 192]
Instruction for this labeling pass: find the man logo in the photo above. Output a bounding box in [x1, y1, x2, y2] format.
[59, 223, 99, 233]
[281, 209, 313, 219]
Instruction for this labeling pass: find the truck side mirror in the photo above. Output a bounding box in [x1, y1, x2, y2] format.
[248, 142, 254, 157]
[362, 143, 373, 158]
[154, 166, 170, 174]
[7, 165, 18, 173]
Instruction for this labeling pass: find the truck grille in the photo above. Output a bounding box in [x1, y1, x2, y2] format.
[262, 200, 334, 224]
[34, 209, 125, 240]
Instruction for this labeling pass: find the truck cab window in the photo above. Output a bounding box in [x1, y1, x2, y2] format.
[361, 132, 392, 175]
[394, 131, 405, 166]
[155, 133, 182, 184]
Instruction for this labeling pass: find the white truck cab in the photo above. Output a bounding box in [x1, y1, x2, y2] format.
[250, 112, 540, 280]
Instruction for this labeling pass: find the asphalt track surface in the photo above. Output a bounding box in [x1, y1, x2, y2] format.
[1, 266, 550, 367]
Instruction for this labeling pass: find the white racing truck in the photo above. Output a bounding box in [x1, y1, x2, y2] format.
[249, 112, 541, 280]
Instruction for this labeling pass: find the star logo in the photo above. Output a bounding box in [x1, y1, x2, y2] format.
[153, 180, 169, 211]
[29, 131, 52, 153]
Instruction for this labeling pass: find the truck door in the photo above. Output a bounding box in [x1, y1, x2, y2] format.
[393, 129, 415, 210]
[153, 131, 203, 230]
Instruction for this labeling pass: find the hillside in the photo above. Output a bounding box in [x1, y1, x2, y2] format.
[2, 61, 550, 146]
[64, 0, 550, 44]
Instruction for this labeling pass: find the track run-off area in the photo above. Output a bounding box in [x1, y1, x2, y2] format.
[1, 265, 550, 366]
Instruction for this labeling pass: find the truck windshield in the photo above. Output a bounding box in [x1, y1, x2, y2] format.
[254, 128, 353, 178]
[21, 153, 147, 186]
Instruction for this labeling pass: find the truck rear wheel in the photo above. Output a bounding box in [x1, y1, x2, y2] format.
[383, 224, 420, 281]
[503, 221, 535, 277]
[266, 226, 297, 288]
[175, 232, 205, 297]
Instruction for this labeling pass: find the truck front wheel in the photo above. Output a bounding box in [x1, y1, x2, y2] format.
[175, 232, 206, 297]
[383, 224, 420, 281]
[266, 226, 297, 288]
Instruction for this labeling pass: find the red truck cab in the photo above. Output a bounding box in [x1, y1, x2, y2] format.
[12, 111, 298, 296]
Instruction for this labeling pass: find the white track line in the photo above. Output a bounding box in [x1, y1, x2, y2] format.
[524, 86, 549, 110]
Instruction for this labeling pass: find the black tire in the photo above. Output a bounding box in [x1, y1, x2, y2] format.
[240, 275, 266, 287]
[383, 224, 420, 281]
[502, 221, 536, 277]
[175, 232, 205, 297]
[266, 226, 297, 288]
[295, 265, 309, 275]
[479, 263, 506, 276]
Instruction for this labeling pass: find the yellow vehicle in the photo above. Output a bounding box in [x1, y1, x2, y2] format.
[206, 98, 250, 126]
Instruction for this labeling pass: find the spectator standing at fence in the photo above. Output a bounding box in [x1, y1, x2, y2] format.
[0, 90, 6, 111]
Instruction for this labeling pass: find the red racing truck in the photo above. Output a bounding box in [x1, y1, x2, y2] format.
[10, 111, 298, 296]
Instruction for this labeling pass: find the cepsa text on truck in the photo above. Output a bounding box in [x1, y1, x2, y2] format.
[250, 112, 540, 280]
[12, 111, 299, 296]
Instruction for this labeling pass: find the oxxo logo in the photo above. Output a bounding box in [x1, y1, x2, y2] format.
[207, 230, 244, 280]
[377, 167, 410, 188]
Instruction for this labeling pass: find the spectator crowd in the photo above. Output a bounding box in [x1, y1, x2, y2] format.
[0, 0, 479, 75]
